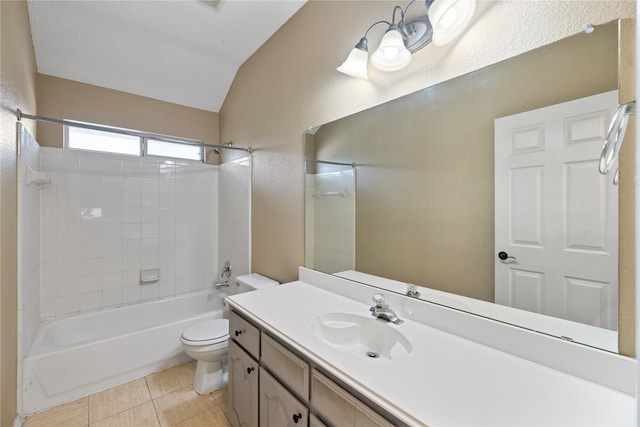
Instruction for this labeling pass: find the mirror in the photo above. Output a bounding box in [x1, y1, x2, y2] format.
[305, 20, 627, 353]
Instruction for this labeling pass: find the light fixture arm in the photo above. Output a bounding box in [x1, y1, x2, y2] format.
[354, 20, 392, 51]
[362, 20, 392, 40]
[392, 5, 405, 26]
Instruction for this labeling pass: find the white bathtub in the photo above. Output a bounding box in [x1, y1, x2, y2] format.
[23, 290, 227, 415]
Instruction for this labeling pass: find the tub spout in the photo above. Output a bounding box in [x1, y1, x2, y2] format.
[215, 281, 230, 289]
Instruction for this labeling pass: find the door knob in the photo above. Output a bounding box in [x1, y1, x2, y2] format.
[498, 251, 516, 260]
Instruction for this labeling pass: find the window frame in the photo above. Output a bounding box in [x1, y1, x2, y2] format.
[64, 121, 205, 163]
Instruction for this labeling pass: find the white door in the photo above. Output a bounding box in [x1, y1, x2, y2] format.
[494, 90, 619, 330]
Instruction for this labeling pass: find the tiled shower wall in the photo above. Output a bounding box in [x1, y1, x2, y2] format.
[17, 124, 42, 410]
[39, 148, 219, 319]
[218, 156, 251, 287]
[305, 169, 355, 273]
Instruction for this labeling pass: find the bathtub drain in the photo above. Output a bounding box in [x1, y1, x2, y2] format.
[366, 351, 380, 358]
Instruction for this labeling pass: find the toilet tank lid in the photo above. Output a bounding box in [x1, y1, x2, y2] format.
[235, 273, 279, 290]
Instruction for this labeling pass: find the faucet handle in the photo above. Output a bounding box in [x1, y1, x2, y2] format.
[372, 293, 386, 308]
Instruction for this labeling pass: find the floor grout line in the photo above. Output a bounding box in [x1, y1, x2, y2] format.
[24, 361, 231, 427]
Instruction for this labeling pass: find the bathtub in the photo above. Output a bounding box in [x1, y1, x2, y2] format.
[23, 290, 227, 415]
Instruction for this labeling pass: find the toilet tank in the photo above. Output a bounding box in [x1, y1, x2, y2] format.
[234, 273, 279, 293]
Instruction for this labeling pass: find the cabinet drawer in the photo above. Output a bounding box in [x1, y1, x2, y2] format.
[261, 333, 310, 401]
[260, 369, 309, 427]
[311, 370, 394, 427]
[229, 310, 260, 358]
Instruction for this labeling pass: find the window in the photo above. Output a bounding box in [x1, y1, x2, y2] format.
[146, 139, 202, 161]
[65, 122, 204, 162]
[67, 126, 140, 156]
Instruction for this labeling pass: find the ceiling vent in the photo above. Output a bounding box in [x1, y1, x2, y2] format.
[197, 0, 226, 12]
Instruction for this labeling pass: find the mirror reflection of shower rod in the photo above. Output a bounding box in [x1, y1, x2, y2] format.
[305, 158, 356, 168]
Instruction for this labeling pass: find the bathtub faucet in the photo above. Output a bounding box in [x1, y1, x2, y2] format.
[215, 281, 230, 289]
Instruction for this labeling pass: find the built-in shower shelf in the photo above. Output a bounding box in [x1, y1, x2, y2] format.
[26, 167, 53, 188]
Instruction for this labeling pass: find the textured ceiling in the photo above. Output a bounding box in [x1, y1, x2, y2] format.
[27, 0, 306, 112]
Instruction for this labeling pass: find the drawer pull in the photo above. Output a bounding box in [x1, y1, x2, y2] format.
[246, 367, 255, 375]
[292, 413, 302, 423]
[235, 329, 243, 336]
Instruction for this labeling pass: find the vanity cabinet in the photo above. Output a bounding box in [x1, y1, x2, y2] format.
[228, 340, 259, 427]
[260, 369, 309, 426]
[228, 309, 402, 427]
[229, 310, 260, 358]
[312, 370, 393, 427]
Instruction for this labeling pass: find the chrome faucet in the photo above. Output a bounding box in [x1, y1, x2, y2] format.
[215, 261, 232, 289]
[221, 260, 232, 279]
[406, 283, 421, 298]
[215, 281, 230, 289]
[369, 294, 403, 324]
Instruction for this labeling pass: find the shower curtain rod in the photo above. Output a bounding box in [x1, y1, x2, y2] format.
[305, 158, 356, 168]
[16, 109, 253, 154]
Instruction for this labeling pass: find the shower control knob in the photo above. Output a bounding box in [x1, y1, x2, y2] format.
[246, 367, 254, 375]
[292, 413, 302, 423]
[498, 251, 516, 261]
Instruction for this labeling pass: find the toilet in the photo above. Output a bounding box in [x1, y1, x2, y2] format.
[180, 273, 278, 394]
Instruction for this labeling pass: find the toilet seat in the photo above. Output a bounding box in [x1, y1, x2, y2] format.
[181, 319, 229, 346]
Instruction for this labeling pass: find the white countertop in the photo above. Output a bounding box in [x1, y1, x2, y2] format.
[227, 281, 636, 426]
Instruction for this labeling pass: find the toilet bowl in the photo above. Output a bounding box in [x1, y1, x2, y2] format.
[180, 319, 229, 395]
[181, 273, 279, 395]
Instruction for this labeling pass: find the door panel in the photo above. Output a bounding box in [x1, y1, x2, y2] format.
[495, 90, 618, 330]
[228, 340, 259, 427]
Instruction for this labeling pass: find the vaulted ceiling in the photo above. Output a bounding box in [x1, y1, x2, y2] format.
[27, 0, 306, 112]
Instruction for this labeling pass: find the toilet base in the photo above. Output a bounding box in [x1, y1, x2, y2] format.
[192, 359, 228, 395]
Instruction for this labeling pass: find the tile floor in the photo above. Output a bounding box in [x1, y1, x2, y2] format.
[23, 361, 231, 427]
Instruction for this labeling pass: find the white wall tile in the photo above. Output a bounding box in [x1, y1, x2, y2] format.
[80, 291, 102, 311]
[79, 258, 102, 277]
[122, 286, 141, 303]
[79, 240, 102, 259]
[102, 288, 122, 308]
[140, 283, 159, 300]
[55, 294, 79, 316]
[80, 275, 102, 294]
[218, 157, 250, 279]
[38, 148, 223, 318]
[103, 272, 122, 290]
[102, 256, 123, 274]
[102, 240, 123, 257]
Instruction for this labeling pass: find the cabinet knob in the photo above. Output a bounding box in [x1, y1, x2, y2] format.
[292, 413, 302, 423]
[235, 330, 243, 336]
[246, 367, 254, 375]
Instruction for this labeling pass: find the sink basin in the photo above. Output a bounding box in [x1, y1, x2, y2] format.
[312, 313, 413, 360]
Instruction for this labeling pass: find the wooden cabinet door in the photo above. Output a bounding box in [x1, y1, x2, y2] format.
[228, 340, 259, 427]
[260, 369, 309, 427]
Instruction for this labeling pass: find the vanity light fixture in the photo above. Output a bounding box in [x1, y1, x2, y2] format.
[337, 0, 477, 80]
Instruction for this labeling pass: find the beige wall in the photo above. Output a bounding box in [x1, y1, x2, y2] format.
[220, 1, 636, 353]
[36, 75, 220, 158]
[311, 22, 618, 302]
[618, 18, 636, 356]
[0, 1, 37, 425]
